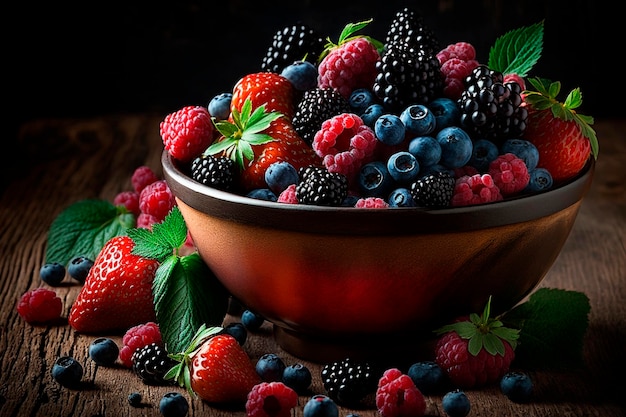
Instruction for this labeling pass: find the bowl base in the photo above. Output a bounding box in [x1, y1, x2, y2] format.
[273, 325, 437, 366]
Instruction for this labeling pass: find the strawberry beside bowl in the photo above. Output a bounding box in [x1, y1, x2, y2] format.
[162, 150, 595, 363]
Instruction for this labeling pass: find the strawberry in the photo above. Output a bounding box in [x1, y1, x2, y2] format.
[205, 98, 320, 191]
[522, 77, 598, 182]
[231, 72, 295, 121]
[434, 297, 519, 388]
[68, 236, 159, 333]
[167, 325, 261, 404]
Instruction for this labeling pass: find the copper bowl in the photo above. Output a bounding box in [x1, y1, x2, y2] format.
[162, 151, 594, 362]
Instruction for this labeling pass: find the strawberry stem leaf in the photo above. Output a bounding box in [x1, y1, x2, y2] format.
[488, 20, 544, 77]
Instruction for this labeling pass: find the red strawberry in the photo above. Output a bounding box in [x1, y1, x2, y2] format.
[522, 77, 598, 182]
[68, 236, 159, 333]
[231, 72, 295, 121]
[318, 20, 382, 99]
[206, 98, 320, 191]
[168, 325, 261, 404]
[434, 297, 519, 388]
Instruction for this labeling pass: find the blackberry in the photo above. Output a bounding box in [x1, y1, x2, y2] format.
[321, 358, 376, 405]
[458, 65, 528, 144]
[410, 171, 455, 208]
[132, 342, 176, 386]
[295, 166, 348, 206]
[384, 7, 440, 54]
[190, 154, 238, 191]
[292, 88, 351, 145]
[260, 24, 325, 74]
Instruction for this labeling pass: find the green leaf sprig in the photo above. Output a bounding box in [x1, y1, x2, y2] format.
[318, 19, 385, 62]
[488, 20, 544, 77]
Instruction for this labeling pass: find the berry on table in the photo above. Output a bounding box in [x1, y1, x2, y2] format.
[303, 395, 339, 417]
[159, 392, 189, 417]
[51, 356, 83, 388]
[442, 389, 471, 417]
[246, 381, 299, 417]
[119, 322, 162, 368]
[223, 322, 248, 346]
[67, 255, 94, 283]
[128, 392, 143, 407]
[17, 287, 63, 324]
[282, 363, 312, 393]
[500, 371, 533, 403]
[89, 337, 120, 366]
[242, 309, 265, 331]
[375, 368, 426, 417]
[256, 353, 287, 382]
[407, 360, 447, 395]
[321, 358, 376, 406]
[132, 342, 176, 386]
[39, 262, 65, 286]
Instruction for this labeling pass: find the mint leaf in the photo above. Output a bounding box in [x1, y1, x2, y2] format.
[45, 199, 134, 266]
[153, 252, 229, 354]
[488, 20, 543, 77]
[502, 288, 590, 369]
[129, 207, 188, 261]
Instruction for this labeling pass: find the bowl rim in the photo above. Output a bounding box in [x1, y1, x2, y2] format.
[162, 151, 595, 235]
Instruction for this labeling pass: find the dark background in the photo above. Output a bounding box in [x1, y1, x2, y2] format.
[8, 0, 615, 137]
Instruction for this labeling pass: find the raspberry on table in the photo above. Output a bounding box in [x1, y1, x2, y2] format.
[246, 381, 298, 417]
[138, 180, 176, 222]
[119, 321, 162, 368]
[488, 153, 530, 196]
[17, 288, 63, 324]
[160, 105, 214, 163]
[375, 368, 426, 417]
[131, 165, 159, 194]
[113, 190, 140, 216]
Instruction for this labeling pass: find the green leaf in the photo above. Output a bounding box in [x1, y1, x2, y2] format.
[153, 252, 230, 354]
[45, 199, 134, 266]
[488, 20, 543, 77]
[129, 207, 187, 262]
[502, 288, 590, 370]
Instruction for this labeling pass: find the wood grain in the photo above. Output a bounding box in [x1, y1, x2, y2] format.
[1, 115, 624, 416]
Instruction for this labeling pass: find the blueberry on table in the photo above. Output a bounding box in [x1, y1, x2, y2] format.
[283, 363, 312, 393]
[241, 309, 265, 331]
[89, 337, 120, 366]
[51, 356, 83, 388]
[442, 389, 471, 417]
[40, 262, 65, 286]
[159, 392, 189, 417]
[500, 371, 533, 403]
[67, 255, 94, 283]
[256, 352, 286, 382]
[223, 322, 247, 346]
[407, 360, 446, 395]
[303, 395, 339, 417]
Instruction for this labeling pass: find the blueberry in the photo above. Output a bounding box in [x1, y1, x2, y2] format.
[361, 104, 385, 128]
[256, 353, 286, 382]
[159, 392, 189, 417]
[281, 61, 318, 91]
[208, 92, 232, 120]
[388, 188, 416, 207]
[469, 139, 499, 172]
[420, 163, 454, 178]
[408, 135, 442, 168]
[526, 167, 553, 192]
[387, 151, 420, 184]
[246, 188, 278, 202]
[88, 337, 119, 366]
[428, 97, 461, 131]
[265, 161, 299, 195]
[40, 262, 65, 286]
[501, 138, 539, 171]
[442, 389, 471, 417]
[282, 363, 312, 393]
[358, 161, 395, 198]
[500, 371, 533, 403]
[349, 88, 376, 114]
[400, 104, 436, 136]
[241, 309, 265, 331]
[67, 255, 94, 283]
[223, 322, 247, 346]
[374, 114, 406, 146]
[303, 394, 339, 417]
[436, 126, 473, 169]
[128, 392, 142, 407]
[52, 356, 83, 388]
[407, 360, 446, 394]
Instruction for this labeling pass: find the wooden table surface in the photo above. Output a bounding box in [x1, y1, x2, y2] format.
[1, 114, 624, 417]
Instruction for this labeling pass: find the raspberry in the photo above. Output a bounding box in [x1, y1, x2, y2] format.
[113, 191, 140, 216]
[136, 212, 159, 230]
[17, 288, 63, 324]
[119, 322, 162, 368]
[245, 382, 298, 417]
[277, 184, 298, 204]
[131, 166, 159, 193]
[160, 105, 214, 163]
[355, 197, 389, 208]
[451, 174, 503, 207]
[312, 113, 378, 184]
[139, 180, 176, 221]
[437, 42, 477, 64]
[375, 368, 426, 417]
[488, 153, 530, 196]
[440, 58, 480, 100]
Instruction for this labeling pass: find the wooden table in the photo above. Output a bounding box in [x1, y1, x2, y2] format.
[1, 114, 624, 416]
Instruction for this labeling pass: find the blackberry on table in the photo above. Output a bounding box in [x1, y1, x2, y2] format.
[132, 342, 176, 386]
[410, 171, 455, 208]
[321, 358, 376, 405]
[261, 24, 325, 74]
[190, 154, 238, 191]
[295, 166, 348, 207]
[292, 88, 351, 145]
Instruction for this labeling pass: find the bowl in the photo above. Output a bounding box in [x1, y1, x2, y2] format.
[162, 151, 594, 363]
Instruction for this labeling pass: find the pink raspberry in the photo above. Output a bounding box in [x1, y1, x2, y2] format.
[119, 322, 162, 368]
[440, 58, 479, 100]
[246, 382, 298, 417]
[376, 368, 426, 417]
[17, 288, 63, 324]
[113, 191, 140, 216]
[131, 165, 159, 193]
[136, 212, 159, 229]
[488, 153, 530, 196]
[451, 174, 503, 207]
[139, 180, 176, 221]
[160, 105, 214, 163]
[313, 113, 377, 184]
[277, 184, 298, 204]
[318, 37, 380, 99]
[442, 77, 466, 101]
[437, 42, 477, 64]
[355, 197, 389, 208]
